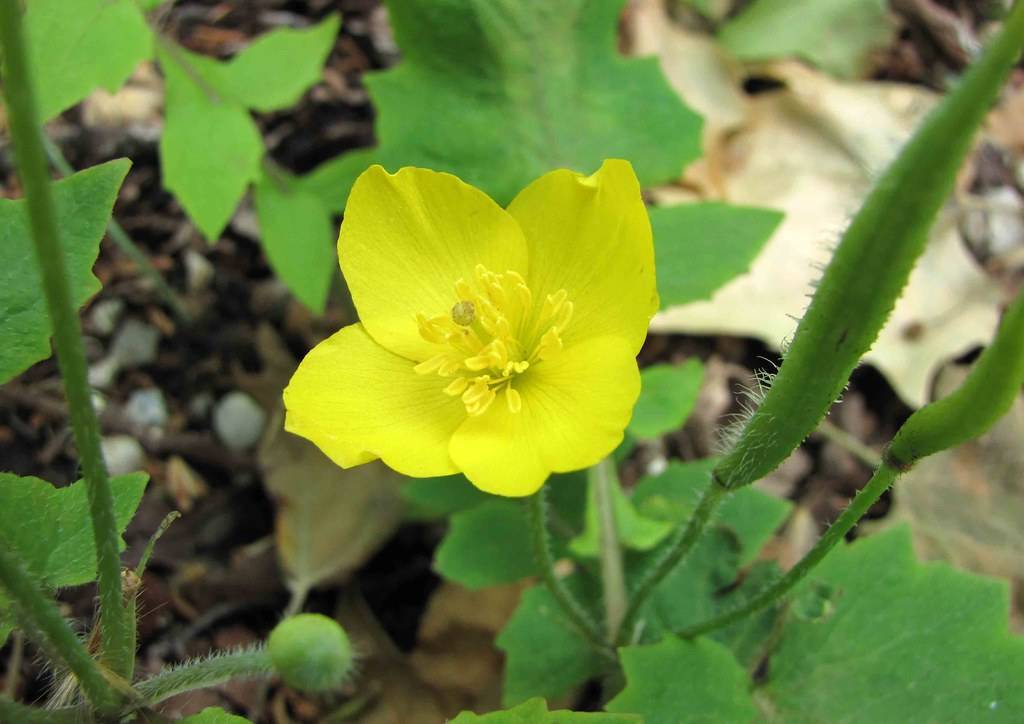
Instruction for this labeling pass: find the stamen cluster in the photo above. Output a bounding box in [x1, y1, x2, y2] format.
[415, 264, 573, 415]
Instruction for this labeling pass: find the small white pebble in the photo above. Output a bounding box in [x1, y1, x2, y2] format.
[213, 391, 267, 451]
[101, 435, 145, 476]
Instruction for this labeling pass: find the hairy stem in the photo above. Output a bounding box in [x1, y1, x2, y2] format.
[133, 646, 274, 706]
[0, 695, 81, 724]
[592, 458, 627, 641]
[678, 290, 1024, 638]
[524, 489, 615, 661]
[42, 137, 191, 324]
[616, 478, 729, 646]
[677, 464, 899, 639]
[712, 2, 1024, 491]
[0, 0, 134, 684]
[0, 546, 119, 713]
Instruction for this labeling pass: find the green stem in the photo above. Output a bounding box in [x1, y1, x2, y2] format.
[592, 459, 627, 641]
[0, 695, 81, 724]
[133, 646, 274, 706]
[616, 477, 729, 646]
[0, 0, 134, 684]
[524, 489, 615, 661]
[676, 464, 899, 639]
[712, 2, 1024, 491]
[816, 419, 882, 468]
[678, 289, 1024, 638]
[42, 136, 191, 324]
[0, 546, 119, 713]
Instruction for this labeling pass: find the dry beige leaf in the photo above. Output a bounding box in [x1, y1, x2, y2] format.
[244, 324, 407, 594]
[650, 62, 1003, 407]
[408, 582, 524, 713]
[626, 0, 748, 135]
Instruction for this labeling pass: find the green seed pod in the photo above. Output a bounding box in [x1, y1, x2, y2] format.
[887, 290, 1024, 468]
[712, 3, 1024, 490]
[268, 614, 354, 692]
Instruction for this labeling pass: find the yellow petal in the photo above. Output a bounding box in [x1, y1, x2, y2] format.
[284, 323, 465, 477]
[449, 335, 640, 496]
[507, 159, 658, 353]
[340, 165, 530, 361]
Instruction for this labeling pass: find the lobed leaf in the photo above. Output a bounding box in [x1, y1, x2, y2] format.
[0, 472, 148, 644]
[434, 501, 537, 589]
[718, 0, 893, 78]
[760, 526, 1024, 721]
[158, 46, 263, 241]
[300, 0, 702, 211]
[650, 202, 782, 309]
[0, 159, 130, 384]
[253, 174, 335, 313]
[215, 15, 340, 112]
[452, 698, 639, 722]
[628, 359, 705, 440]
[496, 577, 607, 706]
[24, 0, 151, 121]
[607, 637, 757, 723]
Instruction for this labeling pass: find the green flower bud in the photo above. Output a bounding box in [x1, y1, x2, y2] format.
[268, 614, 354, 692]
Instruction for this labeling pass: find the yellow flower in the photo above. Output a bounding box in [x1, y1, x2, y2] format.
[283, 159, 657, 497]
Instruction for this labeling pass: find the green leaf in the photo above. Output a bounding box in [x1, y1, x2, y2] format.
[0, 159, 130, 384]
[253, 173, 335, 313]
[0, 472, 147, 588]
[451, 698, 639, 723]
[300, 0, 702, 211]
[497, 578, 607, 706]
[757, 526, 1024, 722]
[607, 637, 757, 723]
[633, 459, 792, 566]
[628, 461, 791, 635]
[434, 501, 536, 588]
[180, 708, 252, 724]
[569, 473, 672, 558]
[401, 474, 490, 520]
[157, 47, 263, 241]
[650, 202, 782, 309]
[628, 360, 705, 439]
[718, 0, 894, 79]
[24, 0, 152, 121]
[0, 472, 148, 643]
[216, 15, 340, 112]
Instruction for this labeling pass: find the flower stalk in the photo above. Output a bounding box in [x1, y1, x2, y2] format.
[133, 646, 275, 706]
[0, 0, 134, 683]
[615, 477, 729, 646]
[525, 489, 616, 661]
[591, 458, 627, 641]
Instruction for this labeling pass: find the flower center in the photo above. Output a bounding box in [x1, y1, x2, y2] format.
[414, 264, 573, 416]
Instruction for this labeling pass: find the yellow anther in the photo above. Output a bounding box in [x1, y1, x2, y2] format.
[505, 386, 522, 413]
[438, 359, 463, 376]
[542, 289, 569, 320]
[455, 278, 473, 300]
[536, 327, 563, 361]
[444, 377, 470, 396]
[414, 355, 447, 375]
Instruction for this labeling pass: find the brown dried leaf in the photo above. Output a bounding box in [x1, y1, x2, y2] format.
[650, 62, 1003, 407]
